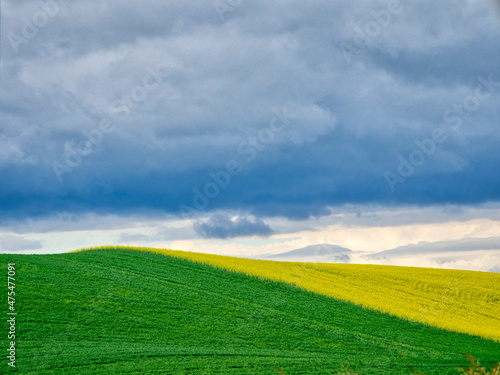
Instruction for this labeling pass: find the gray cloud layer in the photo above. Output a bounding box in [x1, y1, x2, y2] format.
[1, 0, 500, 223]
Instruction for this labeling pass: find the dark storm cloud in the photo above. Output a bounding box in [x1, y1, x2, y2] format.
[194, 214, 274, 239]
[1, 0, 500, 223]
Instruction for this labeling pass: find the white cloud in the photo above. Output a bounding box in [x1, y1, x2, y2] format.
[2, 204, 499, 271]
[0, 234, 42, 252]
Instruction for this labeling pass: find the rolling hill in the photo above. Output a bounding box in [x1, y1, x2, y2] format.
[1, 247, 499, 374]
[112, 246, 500, 342]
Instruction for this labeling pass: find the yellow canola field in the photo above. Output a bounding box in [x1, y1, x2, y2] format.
[78, 246, 500, 342]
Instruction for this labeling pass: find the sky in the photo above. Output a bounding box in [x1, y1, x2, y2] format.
[1, 0, 500, 272]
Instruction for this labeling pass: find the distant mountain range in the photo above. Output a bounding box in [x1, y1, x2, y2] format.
[364, 237, 500, 273]
[365, 236, 500, 259]
[261, 243, 353, 263]
[256, 237, 500, 272]
[489, 266, 500, 273]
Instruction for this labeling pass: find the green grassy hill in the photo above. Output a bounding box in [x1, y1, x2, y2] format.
[2, 248, 499, 374]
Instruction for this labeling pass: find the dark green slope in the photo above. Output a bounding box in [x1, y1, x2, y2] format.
[1, 249, 499, 374]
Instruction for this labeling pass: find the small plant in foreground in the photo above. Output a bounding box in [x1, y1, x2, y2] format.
[275, 355, 500, 375]
[414, 355, 500, 375]
[337, 362, 361, 375]
[457, 354, 500, 375]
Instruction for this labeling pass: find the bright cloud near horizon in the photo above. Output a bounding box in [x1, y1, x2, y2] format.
[1, 0, 500, 272]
